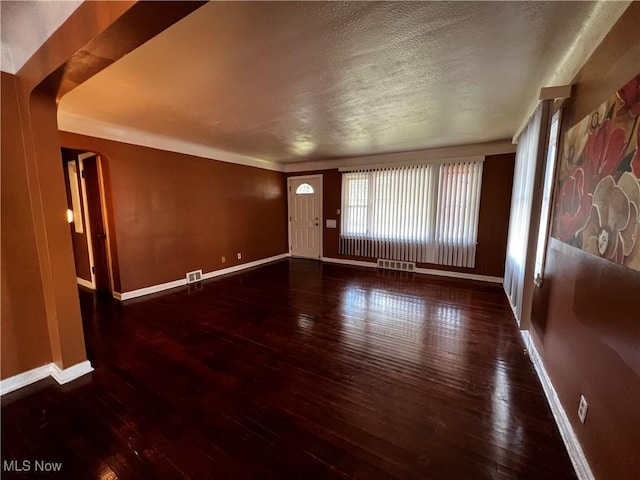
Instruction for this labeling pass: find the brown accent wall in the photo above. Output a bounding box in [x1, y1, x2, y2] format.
[288, 152, 514, 278]
[1, 72, 53, 378]
[60, 132, 288, 293]
[530, 4, 640, 480]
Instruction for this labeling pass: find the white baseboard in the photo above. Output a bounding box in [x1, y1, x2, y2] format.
[113, 253, 501, 301]
[76, 277, 94, 289]
[521, 331, 594, 480]
[114, 253, 290, 301]
[414, 266, 503, 283]
[50, 360, 94, 385]
[321, 256, 503, 283]
[321, 257, 378, 269]
[116, 277, 186, 301]
[0, 364, 52, 395]
[201, 253, 289, 281]
[0, 360, 94, 396]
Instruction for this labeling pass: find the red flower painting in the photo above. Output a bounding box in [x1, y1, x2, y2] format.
[556, 168, 593, 242]
[553, 72, 640, 272]
[582, 119, 626, 187]
[617, 74, 640, 117]
[631, 129, 640, 178]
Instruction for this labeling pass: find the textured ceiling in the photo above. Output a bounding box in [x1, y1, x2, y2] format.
[58, 1, 628, 165]
[0, 0, 82, 73]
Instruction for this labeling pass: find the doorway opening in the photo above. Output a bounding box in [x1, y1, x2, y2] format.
[61, 148, 114, 294]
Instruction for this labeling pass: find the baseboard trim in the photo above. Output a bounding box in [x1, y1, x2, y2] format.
[0, 365, 52, 395]
[117, 278, 186, 301]
[114, 254, 501, 301]
[320, 257, 503, 283]
[320, 257, 378, 269]
[521, 331, 594, 480]
[0, 360, 94, 396]
[414, 266, 503, 284]
[115, 253, 290, 301]
[76, 277, 94, 289]
[50, 360, 94, 385]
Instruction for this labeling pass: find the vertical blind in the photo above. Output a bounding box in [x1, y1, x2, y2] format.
[504, 102, 548, 326]
[340, 160, 483, 267]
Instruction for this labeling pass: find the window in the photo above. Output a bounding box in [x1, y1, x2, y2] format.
[340, 161, 483, 267]
[295, 183, 314, 195]
[534, 108, 562, 286]
[503, 100, 551, 327]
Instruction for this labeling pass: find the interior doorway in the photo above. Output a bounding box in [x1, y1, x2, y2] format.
[62, 149, 113, 294]
[288, 175, 323, 259]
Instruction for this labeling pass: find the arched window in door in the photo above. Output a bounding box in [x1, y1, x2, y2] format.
[296, 183, 314, 195]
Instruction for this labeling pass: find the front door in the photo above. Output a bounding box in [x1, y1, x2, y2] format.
[288, 176, 322, 259]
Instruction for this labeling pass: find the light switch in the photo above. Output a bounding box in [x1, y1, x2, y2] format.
[336, 209, 341, 215]
[326, 219, 337, 228]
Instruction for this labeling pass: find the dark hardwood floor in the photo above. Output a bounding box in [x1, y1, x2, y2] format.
[2, 259, 576, 479]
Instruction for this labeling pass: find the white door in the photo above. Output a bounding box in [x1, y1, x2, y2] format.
[288, 176, 322, 258]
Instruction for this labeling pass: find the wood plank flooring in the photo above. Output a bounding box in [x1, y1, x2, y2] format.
[1, 259, 577, 479]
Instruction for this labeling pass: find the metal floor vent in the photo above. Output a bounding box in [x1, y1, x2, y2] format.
[186, 269, 203, 284]
[377, 259, 415, 272]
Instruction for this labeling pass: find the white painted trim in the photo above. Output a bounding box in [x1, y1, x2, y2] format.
[117, 278, 187, 301]
[285, 140, 516, 173]
[414, 266, 503, 284]
[59, 110, 518, 175]
[0, 365, 52, 395]
[321, 257, 377, 269]
[512, 1, 631, 145]
[0, 360, 94, 396]
[59, 112, 284, 172]
[521, 331, 595, 480]
[115, 253, 502, 301]
[76, 277, 94, 289]
[50, 360, 94, 385]
[201, 253, 290, 280]
[320, 257, 503, 283]
[115, 253, 290, 301]
[287, 175, 323, 260]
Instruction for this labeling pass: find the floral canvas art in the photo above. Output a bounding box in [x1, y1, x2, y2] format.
[553, 73, 640, 270]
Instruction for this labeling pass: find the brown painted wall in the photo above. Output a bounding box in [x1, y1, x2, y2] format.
[60, 132, 288, 293]
[1, 72, 52, 378]
[288, 153, 514, 278]
[530, 5, 640, 480]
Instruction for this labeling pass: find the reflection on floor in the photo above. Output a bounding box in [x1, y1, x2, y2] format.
[1, 259, 576, 479]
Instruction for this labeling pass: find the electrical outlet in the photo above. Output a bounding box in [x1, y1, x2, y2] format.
[578, 395, 588, 424]
[221, 256, 226, 263]
[237, 252, 242, 260]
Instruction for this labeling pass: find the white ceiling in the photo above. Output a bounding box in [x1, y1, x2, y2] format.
[10, 1, 629, 168]
[0, 0, 82, 74]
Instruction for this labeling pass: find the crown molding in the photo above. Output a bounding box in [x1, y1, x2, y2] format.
[513, 1, 631, 142]
[58, 110, 285, 172]
[284, 140, 516, 173]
